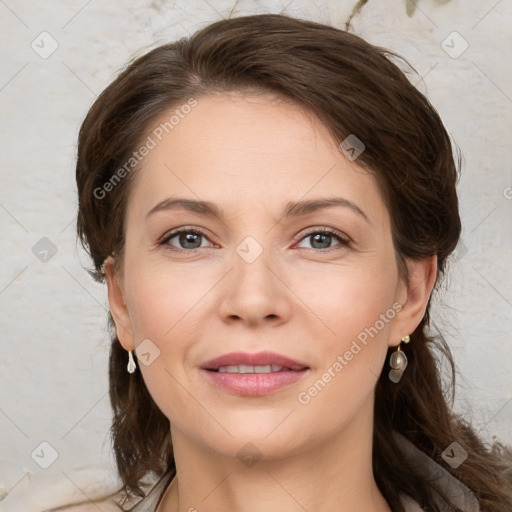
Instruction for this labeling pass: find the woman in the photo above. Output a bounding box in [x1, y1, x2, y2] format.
[51, 13, 512, 512]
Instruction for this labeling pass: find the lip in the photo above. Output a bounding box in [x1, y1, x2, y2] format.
[201, 368, 309, 396]
[201, 351, 309, 371]
[200, 351, 310, 397]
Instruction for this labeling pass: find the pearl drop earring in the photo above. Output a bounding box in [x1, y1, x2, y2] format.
[388, 335, 410, 383]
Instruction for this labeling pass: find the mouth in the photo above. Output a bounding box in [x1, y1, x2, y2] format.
[201, 350, 309, 372]
[200, 351, 310, 396]
[208, 364, 301, 373]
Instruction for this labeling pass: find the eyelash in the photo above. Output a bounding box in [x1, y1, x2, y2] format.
[157, 226, 351, 253]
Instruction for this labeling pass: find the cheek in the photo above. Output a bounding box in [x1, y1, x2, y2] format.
[291, 260, 398, 416]
[124, 269, 207, 422]
[291, 259, 397, 347]
[294, 271, 395, 430]
[125, 263, 208, 343]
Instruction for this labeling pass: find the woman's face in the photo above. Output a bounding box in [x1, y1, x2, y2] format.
[106, 92, 432, 460]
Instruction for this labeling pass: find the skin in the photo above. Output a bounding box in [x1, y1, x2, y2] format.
[104, 92, 437, 512]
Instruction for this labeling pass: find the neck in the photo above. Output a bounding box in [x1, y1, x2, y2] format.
[158, 398, 391, 512]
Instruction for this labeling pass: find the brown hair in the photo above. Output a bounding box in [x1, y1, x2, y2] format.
[53, 13, 512, 512]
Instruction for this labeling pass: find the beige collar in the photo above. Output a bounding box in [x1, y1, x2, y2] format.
[393, 430, 480, 511]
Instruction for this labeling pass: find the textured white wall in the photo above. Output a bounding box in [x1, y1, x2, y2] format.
[0, 1, 510, 510]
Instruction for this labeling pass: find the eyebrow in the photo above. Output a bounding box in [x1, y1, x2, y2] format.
[146, 196, 370, 225]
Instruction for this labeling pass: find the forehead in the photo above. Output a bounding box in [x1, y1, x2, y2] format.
[126, 93, 387, 227]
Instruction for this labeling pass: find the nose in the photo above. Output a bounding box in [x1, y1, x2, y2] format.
[218, 241, 292, 328]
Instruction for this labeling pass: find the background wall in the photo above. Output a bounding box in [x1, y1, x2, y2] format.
[0, 0, 511, 510]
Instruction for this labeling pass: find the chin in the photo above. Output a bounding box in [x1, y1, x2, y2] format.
[191, 421, 306, 459]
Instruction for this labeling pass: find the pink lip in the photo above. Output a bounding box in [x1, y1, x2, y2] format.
[200, 351, 310, 397]
[201, 369, 309, 396]
[201, 351, 309, 371]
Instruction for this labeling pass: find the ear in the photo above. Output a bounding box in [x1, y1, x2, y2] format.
[388, 254, 438, 347]
[104, 255, 134, 351]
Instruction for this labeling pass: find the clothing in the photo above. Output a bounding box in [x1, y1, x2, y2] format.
[129, 430, 480, 512]
[129, 470, 172, 512]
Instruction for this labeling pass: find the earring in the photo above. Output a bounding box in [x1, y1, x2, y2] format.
[127, 350, 137, 374]
[388, 335, 410, 383]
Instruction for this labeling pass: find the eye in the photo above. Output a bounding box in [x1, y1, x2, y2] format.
[295, 228, 350, 251]
[158, 226, 350, 253]
[158, 228, 214, 251]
